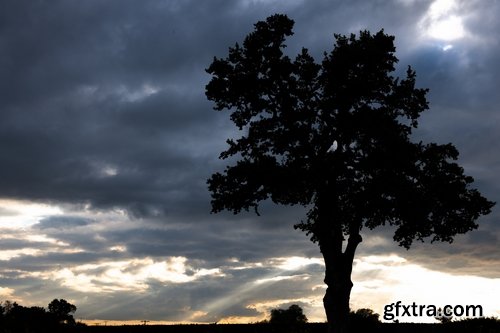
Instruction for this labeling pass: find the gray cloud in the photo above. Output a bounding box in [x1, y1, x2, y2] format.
[35, 216, 93, 230]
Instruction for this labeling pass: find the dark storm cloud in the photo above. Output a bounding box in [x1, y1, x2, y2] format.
[5, 252, 115, 272]
[0, 238, 50, 251]
[0, 0, 249, 217]
[2, 0, 496, 220]
[17, 206, 318, 269]
[0, 0, 442, 215]
[35, 216, 92, 229]
[102, 219, 317, 263]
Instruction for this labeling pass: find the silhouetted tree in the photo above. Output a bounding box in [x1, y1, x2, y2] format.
[1, 301, 58, 332]
[269, 304, 308, 333]
[270, 304, 308, 325]
[1, 300, 14, 313]
[48, 298, 77, 325]
[0, 302, 4, 329]
[206, 14, 494, 333]
[0, 299, 84, 332]
[349, 308, 380, 326]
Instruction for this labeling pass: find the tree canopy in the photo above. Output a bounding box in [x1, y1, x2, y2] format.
[206, 14, 493, 249]
[48, 298, 77, 325]
[0, 299, 79, 332]
[269, 304, 308, 325]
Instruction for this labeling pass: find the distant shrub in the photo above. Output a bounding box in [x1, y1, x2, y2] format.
[348, 307, 381, 331]
[349, 308, 380, 324]
[268, 304, 308, 333]
[269, 304, 308, 325]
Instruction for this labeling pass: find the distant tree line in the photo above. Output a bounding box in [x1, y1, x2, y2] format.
[0, 298, 83, 333]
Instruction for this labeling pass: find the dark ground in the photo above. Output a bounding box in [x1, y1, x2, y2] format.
[70, 320, 500, 333]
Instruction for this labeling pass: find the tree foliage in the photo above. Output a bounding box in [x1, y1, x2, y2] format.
[48, 298, 77, 325]
[349, 308, 380, 324]
[206, 13, 493, 249]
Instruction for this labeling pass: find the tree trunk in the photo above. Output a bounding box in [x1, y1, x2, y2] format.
[320, 233, 362, 333]
[316, 168, 362, 333]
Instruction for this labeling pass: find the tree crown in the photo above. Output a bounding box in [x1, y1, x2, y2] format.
[269, 304, 308, 325]
[206, 14, 494, 248]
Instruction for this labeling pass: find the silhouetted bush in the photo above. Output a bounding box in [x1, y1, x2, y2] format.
[269, 304, 308, 325]
[267, 304, 308, 333]
[349, 308, 380, 324]
[0, 299, 81, 333]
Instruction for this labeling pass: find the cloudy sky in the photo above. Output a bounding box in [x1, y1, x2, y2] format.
[1, 0, 499, 325]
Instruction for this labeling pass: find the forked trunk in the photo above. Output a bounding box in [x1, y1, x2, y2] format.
[320, 233, 362, 333]
[315, 183, 362, 333]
